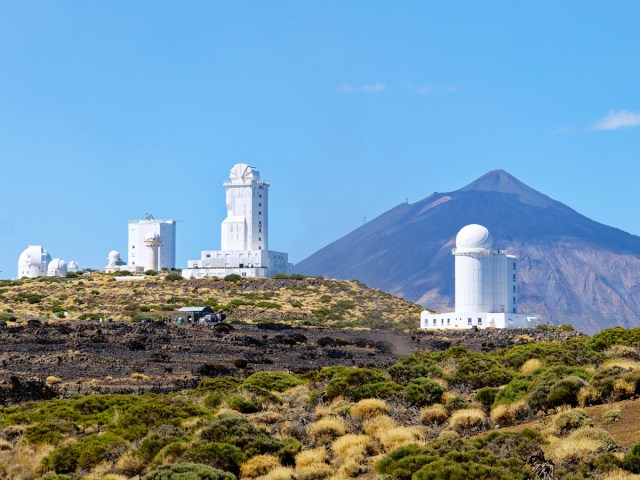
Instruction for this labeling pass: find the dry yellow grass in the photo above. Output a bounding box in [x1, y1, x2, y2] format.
[602, 358, 640, 371]
[420, 403, 449, 425]
[490, 400, 530, 426]
[378, 426, 427, 452]
[349, 398, 390, 419]
[362, 415, 397, 437]
[546, 426, 615, 463]
[240, 454, 281, 478]
[0, 443, 53, 480]
[601, 468, 640, 480]
[115, 451, 146, 476]
[296, 463, 333, 480]
[130, 372, 151, 382]
[448, 408, 486, 432]
[520, 358, 543, 375]
[578, 386, 599, 407]
[545, 407, 592, 436]
[45, 375, 62, 385]
[332, 434, 370, 458]
[295, 447, 328, 468]
[261, 466, 296, 480]
[614, 378, 636, 397]
[307, 416, 348, 443]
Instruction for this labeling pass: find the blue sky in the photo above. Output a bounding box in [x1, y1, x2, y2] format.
[1, 1, 639, 278]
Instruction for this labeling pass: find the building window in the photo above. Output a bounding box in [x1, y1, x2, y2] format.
[468, 318, 472, 325]
[259, 237, 261, 241]
[441, 319, 444, 325]
[478, 318, 482, 325]
[433, 319, 436, 326]
[513, 274, 516, 280]
[206, 254, 210, 258]
[259, 203, 261, 206]
[513, 308, 517, 313]
[513, 263, 516, 270]
[513, 286, 516, 293]
[513, 296, 516, 303]
[259, 212, 261, 215]
[447, 318, 450, 324]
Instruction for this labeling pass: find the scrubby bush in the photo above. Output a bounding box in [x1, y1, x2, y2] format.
[547, 427, 615, 464]
[589, 327, 640, 351]
[547, 408, 592, 436]
[546, 376, 587, 408]
[240, 454, 281, 478]
[144, 463, 237, 479]
[307, 417, 348, 444]
[43, 432, 127, 473]
[622, 443, 640, 473]
[224, 274, 242, 283]
[165, 273, 183, 281]
[603, 409, 622, 424]
[227, 395, 260, 413]
[321, 367, 402, 401]
[448, 408, 487, 433]
[243, 372, 303, 392]
[350, 398, 390, 419]
[475, 387, 498, 410]
[404, 378, 444, 407]
[420, 404, 449, 425]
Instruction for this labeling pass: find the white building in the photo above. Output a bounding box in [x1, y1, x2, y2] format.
[183, 163, 293, 279]
[105, 217, 177, 273]
[127, 218, 176, 271]
[17, 245, 52, 278]
[420, 224, 538, 330]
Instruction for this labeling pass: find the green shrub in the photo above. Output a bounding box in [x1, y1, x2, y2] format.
[289, 273, 305, 280]
[25, 419, 77, 445]
[144, 463, 237, 480]
[271, 273, 290, 279]
[138, 434, 176, 463]
[475, 388, 498, 410]
[588, 327, 640, 351]
[145, 270, 158, 276]
[165, 273, 183, 281]
[546, 376, 586, 408]
[227, 395, 260, 413]
[224, 274, 242, 283]
[622, 443, 640, 473]
[0, 313, 17, 322]
[43, 443, 84, 473]
[178, 442, 246, 475]
[243, 372, 303, 392]
[323, 367, 401, 401]
[199, 414, 284, 459]
[404, 378, 444, 407]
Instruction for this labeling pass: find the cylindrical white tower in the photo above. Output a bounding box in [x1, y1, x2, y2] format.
[454, 224, 497, 313]
[144, 231, 161, 271]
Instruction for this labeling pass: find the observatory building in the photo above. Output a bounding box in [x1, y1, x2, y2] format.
[105, 216, 176, 273]
[420, 224, 538, 330]
[17, 245, 78, 278]
[182, 163, 293, 279]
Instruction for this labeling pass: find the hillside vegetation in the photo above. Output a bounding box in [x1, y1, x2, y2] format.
[0, 273, 421, 329]
[3, 327, 640, 479]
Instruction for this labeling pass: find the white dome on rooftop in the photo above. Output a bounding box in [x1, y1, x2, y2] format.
[18, 245, 51, 278]
[108, 250, 120, 259]
[456, 224, 492, 250]
[229, 163, 260, 184]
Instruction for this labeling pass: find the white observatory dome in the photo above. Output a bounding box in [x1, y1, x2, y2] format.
[456, 224, 493, 250]
[47, 258, 68, 277]
[67, 260, 79, 272]
[229, 163, 260, 184]
[107, 250, 124, 266]
[18, 245, 52, 278]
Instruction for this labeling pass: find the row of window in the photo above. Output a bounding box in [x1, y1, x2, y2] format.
[431, 317, 484, 326]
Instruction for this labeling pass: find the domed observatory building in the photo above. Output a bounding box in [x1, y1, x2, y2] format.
[420, 224, 538, 330]
[105, 250, 126, 273]
[183, 163, 293, 279]
[47, 258, 68, 277]
[17, 246, 52, 278]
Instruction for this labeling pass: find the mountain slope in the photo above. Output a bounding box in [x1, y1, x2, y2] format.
[295, 170, 640, 333]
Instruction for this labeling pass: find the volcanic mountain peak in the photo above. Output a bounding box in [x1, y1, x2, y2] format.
[459, 169, 556, 208]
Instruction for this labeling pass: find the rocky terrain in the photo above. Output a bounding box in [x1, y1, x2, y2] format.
[0, 319, 581, 402]
[296, 169, 640, 334]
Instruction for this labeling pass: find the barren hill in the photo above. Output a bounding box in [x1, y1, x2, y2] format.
[296, 170, 640, 334]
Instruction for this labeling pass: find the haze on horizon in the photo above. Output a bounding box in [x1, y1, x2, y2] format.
[1, 2, 639, 278]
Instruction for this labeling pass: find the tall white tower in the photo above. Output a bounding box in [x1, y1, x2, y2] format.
[454, 224, 516, 314]
[420, 224, 536, 329]
[221, 164, 268, 251]
[127, 219, 176, 270]
[144, 231, 161, 271]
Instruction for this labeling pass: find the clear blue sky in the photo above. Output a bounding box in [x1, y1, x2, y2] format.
[1, 1, 639, 278]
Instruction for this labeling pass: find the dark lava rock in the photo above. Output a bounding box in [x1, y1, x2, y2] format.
[195, 363, 233, 377]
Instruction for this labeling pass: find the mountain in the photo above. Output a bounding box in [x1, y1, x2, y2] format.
[295, 170, 640, 333]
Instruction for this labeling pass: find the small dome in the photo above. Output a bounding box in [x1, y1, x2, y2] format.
[144, 231, 160, 240]
[47, 258, 68, 277]
[456, 224, 492, 250]
[68, 261, 79, 272]
[18, 245, 51, 266]
[108, 250, 121, 259]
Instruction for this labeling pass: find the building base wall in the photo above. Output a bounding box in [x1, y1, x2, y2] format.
[183, 249, 293, 279]
[420, 311, 538, 330]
